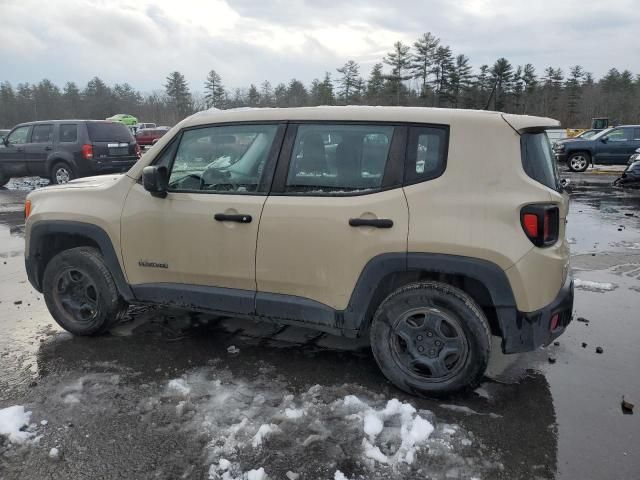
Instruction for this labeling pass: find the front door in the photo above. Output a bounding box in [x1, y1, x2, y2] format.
[121, 122, 285, 314]
[595, 127, 635, 164]
[0, 125, 31, 178]
[24, 123, 54, 176]
[256, 123, 408, 317]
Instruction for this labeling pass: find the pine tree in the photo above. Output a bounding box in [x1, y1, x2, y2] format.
[411, 32, 440, 101]
[565, 65, 584, 125]
[366, 63, 386, 105]
[164, 71, 192, 120]
[449, 54, 472, 108]
[430, 46, 454, 107]
[522, 64, 538, 114]
[260, 81, 273, 107]
[490, 58, 513, 111]
[384, 41, 412, 105]
[286, 79, 308, 106]
[336, 60, 360, 104]
[248, 84, 260, 106]
[204, 69, 226, 109]
[273, 83, 287, 107]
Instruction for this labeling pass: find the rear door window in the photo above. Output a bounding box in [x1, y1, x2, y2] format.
[31, 124, 53, 143]
[521, 132, 559, 190]
[87, 122, 134, 143]
[59, 124, 78, 143]
[285, 124, 394, 194]
[405, 126, 448, 184]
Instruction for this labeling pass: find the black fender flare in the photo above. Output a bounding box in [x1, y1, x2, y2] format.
[45, 153, 76, 175]
[341, 252, 517, 338]
[26, 220, 133, 300]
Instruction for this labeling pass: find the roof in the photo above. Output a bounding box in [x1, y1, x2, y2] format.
[182, 106, 560, 132]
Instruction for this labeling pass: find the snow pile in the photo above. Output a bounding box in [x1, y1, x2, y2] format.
[574, 279, 617, 292]
[163, 368, 493, 479]
[0, 405, 35, 444]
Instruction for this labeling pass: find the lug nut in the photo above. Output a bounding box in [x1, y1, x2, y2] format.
[417, 335, 423, 341]
[418, 346, 425, 352]
[435, 340, 442, 346]
[427, 332, 433, 337]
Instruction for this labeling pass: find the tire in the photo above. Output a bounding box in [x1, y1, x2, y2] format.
[370, 281, 491, 397]
[0, 169, 9, 187]
[42, 247, 128, 335]
[50, 161, 75, 184]
[568, 152, 590, 172]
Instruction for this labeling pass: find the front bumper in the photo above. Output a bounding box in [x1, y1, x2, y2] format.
[502, 273, 574, 353]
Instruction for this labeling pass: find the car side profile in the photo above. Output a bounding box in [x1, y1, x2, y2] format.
[24, 107, 573, 396]
[106, 114, 138, 126]
[555, 125, 640, 172]
[0, 120, 141, 186]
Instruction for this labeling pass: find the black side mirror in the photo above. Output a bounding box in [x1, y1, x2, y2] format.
[601, 137, 608, 143]
[142, 166, 168, 198]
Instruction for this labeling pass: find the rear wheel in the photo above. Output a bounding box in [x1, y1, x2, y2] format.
[42, 247, 128, 335]
[568, 152, 590, 172]
[50, 161, 75, 184]
[370, 281, 491, 397]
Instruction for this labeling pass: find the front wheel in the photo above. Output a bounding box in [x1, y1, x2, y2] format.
[50, 161, 75, 184]
[42, 247, 128, 335]
[568, 153, 590, 172]
[370, 281, 491, 397]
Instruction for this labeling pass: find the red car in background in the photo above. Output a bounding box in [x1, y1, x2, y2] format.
[135, 127, 169, 147]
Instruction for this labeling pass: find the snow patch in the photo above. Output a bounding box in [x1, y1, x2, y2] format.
[574, 279, 616, 291]
[48, 447, 60, 459]
[0, 405, 35, 444]
[165, 370, 495, 479]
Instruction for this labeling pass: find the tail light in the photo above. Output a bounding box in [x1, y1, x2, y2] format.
[520, 204, 559, 247]
[81, 144, 93, 160]
[134, 143, 141, 159]
[24, 199, 32, 220]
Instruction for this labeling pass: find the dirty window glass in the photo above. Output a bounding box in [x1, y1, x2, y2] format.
[285, 124, 394, 194]
[521, 132, 559, 191]
[168, 124, 278, 193]
[405, 127, 448, 184]
[605, 128, 632, 142]
[31, 124, 53, 143]
[59, 124, 78, 143]
[7, 126, 30, 145]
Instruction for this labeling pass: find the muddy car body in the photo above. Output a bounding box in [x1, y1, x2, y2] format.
[24, 107, 573, 396]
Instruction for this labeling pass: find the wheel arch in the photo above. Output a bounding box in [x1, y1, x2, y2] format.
[342, 253, 517, 341]
[26, 220, 133, 301]
[46, 154, 76, 176]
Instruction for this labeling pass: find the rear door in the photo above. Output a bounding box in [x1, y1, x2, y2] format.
[24, 123, 54, 176]
[256, 123, 408, 316]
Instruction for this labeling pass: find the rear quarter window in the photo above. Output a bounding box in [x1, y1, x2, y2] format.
[521, 132, 559, 191]
[86, 122, 134, 143]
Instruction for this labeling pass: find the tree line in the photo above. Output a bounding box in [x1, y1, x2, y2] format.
[2, 31, 640, 129]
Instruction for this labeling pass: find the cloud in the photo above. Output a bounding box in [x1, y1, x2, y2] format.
[1, 0, 639, 93]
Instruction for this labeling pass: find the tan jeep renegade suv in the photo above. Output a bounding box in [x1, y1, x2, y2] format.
[24, 107, 574, 396]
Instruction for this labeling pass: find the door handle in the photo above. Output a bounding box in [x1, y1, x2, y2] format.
[349, 218, 393, 228]
[214, 213, 252, 223]
[44, 146, 52, 151]
[16, 147, 24, 152]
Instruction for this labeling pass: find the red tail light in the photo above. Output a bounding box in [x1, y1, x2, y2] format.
[81, 144, 93, 160]
[134, 143, 141, 159]
[520, 205, 559, 247]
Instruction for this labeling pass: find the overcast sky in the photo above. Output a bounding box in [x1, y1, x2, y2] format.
[2, 0, 639, 92]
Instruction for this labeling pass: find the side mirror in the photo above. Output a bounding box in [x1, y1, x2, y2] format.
[142, 165, 168, 198]
[2, 137, 8, 147]
[600, 137, 608, 143]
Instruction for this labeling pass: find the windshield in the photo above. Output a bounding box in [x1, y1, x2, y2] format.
[521, 132, 559, 191]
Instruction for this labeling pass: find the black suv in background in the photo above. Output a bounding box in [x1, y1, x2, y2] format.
[555, 125, 640, 172]
[0, 120, 141, 186]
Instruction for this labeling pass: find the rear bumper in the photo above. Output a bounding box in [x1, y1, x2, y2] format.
[502, 273, 574, 353]
[78, 158, 138, 175]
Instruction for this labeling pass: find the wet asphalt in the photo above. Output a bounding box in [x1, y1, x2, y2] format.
[0, 171, 638, 480]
